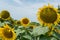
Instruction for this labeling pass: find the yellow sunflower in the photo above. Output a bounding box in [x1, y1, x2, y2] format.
[20, 17, 30, 27]
[0, 24, 16, 40]
[16, 20, 21, 25]
[29, 25, 36, 29]
[0, 10, 10, 20]
[37, 4, 60, 28]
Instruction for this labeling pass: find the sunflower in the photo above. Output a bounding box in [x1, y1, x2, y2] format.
[16, 20, 21, 26]
[29, 25, 36, 29]
[37, 4, 60, 28]
[0, 24, 16, 40]
[20, 17, 30, 27]
[0, 10, 10, 20]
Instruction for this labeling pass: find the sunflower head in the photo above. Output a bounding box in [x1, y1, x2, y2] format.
[0, 24, 16, 40]
[1, 10, 10, 20]
[37, 4, 60, 26]
[16, 21, 21, 25]
[20, 17, 30, 27]
[29, 25, 36, 29]
[2, 28, 13, 38]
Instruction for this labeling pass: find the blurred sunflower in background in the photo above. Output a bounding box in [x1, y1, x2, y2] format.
[0, 10, 11, 20]
[29, 25, 36, 29]
[37, 4, 60, 28]
[16, 20, 21, 26]
[20, 17, 30, 28]
[0, 24, 16, 40]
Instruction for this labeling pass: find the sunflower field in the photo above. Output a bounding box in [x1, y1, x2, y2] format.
[0, 4, 60, 40]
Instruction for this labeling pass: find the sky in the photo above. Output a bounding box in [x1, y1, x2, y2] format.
[0, 0, 60, 22]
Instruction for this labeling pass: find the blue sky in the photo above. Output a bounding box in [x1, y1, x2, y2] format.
[0, 0, 60, 22]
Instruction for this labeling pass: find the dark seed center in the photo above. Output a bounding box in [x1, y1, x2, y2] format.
[3, 28, 13, 38]
[1, 11, 10, 19]
[22, 18, 29, 24]
[40, 8, 57, 23]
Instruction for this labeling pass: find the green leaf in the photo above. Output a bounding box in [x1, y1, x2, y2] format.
[32, 26, 49, 36]
[4, 21, 10, 24]
[39, 35, 57, 40]
[18, 26, 24, 29]
[15, 29, 25, 36]
[51, 37, 57, 40]
[52, 31, 60, 40]
[40, 37, 57, 40]
[23, 35, 32, 40]
[0, 22, 4, 27]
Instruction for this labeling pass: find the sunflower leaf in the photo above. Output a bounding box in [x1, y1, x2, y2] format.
[52, 31, 60, 40]
[23, 35, 32, 40]
[15, 28, 26, 36]
[32, 26, 49, 36]
[0, 22, 4, 27]
[51, 37, 57, 40]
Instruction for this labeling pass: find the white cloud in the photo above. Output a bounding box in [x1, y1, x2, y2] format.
[13, 0, 23, 5]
